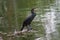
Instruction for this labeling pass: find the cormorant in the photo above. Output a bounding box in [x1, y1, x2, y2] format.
[20, 8, 36, 31]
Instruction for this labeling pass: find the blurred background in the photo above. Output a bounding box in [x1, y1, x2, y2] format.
[0, 0, 60, 40]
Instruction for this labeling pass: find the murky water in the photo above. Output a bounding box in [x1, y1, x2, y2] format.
[44, 8, 59, 40]
[0, 0, 60, 40]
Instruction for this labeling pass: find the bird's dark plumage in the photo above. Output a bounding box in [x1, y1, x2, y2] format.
[20, 8, 36, 31]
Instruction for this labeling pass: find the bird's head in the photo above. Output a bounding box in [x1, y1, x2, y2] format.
[31, 8, 36, 13]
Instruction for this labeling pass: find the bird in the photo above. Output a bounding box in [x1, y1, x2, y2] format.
[20, 8, 36, 31]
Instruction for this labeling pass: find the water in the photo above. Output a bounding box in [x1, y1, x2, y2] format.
[44, 8, 58, 40]
[0, 0, 60, 40]
[35, 7, 59, 40]
[35, 0, 60, 40]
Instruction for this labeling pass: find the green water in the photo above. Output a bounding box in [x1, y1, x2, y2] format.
[1, 0, 60, 40]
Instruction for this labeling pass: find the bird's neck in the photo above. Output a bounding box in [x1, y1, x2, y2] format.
[31, 11, 35, 14]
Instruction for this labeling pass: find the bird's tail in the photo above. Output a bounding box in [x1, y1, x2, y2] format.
[20, 25, 25, 31]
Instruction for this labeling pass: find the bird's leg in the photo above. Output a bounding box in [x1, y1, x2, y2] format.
[20, 25, 25, 31]
[27, 25, 32, 31]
